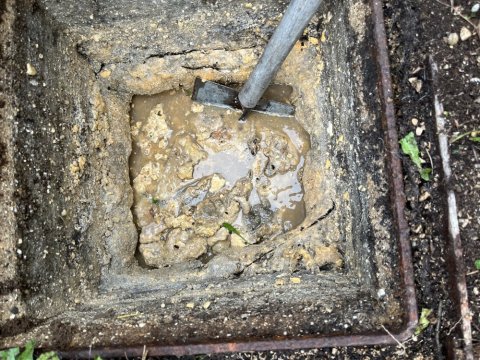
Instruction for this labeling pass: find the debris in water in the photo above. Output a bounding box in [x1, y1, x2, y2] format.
[129, 88, 312, 267]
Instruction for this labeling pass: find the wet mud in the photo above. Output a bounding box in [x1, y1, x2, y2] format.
[130, 88, 311, 267]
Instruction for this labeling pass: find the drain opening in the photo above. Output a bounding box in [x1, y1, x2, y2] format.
[128, 86, 314, 268]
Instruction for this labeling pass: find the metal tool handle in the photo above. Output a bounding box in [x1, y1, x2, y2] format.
[238, 0, 323, 110]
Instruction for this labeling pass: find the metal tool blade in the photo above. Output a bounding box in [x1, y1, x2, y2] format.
[191, 78, 295, 118]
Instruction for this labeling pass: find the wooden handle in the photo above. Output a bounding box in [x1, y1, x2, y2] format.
[238, 0, 323, 109]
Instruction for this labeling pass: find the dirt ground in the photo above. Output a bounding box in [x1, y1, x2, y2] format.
[160, 0, 479, 359]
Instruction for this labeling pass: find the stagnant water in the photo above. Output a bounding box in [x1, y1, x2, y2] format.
[129, 87, 311, 267]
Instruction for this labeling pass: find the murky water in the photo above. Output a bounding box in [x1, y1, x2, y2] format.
[193, 149, 254, 187]
[129, 86, 311, 267]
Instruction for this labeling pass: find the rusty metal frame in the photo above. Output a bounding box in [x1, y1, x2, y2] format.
[61, 0, 418, 357]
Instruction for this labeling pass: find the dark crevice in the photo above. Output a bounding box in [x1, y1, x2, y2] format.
[300, 200, 336, 231]
[77, 44, 257, 74]
[181, 64, 220, 71]
[234, 248, 275, 277]
[143, 45, 256, 64]
[94, 62, 106, 76]
[143, 48, 199, 62]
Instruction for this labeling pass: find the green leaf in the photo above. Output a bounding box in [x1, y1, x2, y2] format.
[221, 222, 246, 241]
[475, 259, 480, 270]
[451, 130, 480, 143]
[420, 168, 432, 181]
[0, 348, 20, 360]
[37, 352, 59, 360]
[94, 356, 103, 360]
[415, 308, 433, 335]
[399, 132, 422, 168]
[17, 341, 34, 360]
[400, 132, 431, 181]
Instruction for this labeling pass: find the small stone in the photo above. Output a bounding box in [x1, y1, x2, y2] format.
[69, 162, 79, 174]
[209, 174, 226, 193]
[202, 301, 211, 310]
[408, 77, 423, 93]
[186, 302, 195, 309]
[308, 36, 319, 45]
[419, 191, 431, 202]
[413, 224, 423, 234]
[61, 209, 67, 216]
[325, 159, 331, 170]
[26, 63, 37, 76]
[445, 32, 459, 46]
[377, 288, 386, 298]
[230, 234, 246, 248]
[78, 156, 86, 171]
[325, 12, 333, 24]
[472, 4, 480, 13]
[460, 27, 472, 41]
[321, 30, 327, 43]
[415, 126, 425, 136]
[244, 3, 253, 9]
[411, 118, 419, 126]
[290, 277, 301, 284]
[327, 121, 333, 136]
[191, 103, 204, 113]
[275, 278, 286, 286]
[99, 69, 111, 78]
